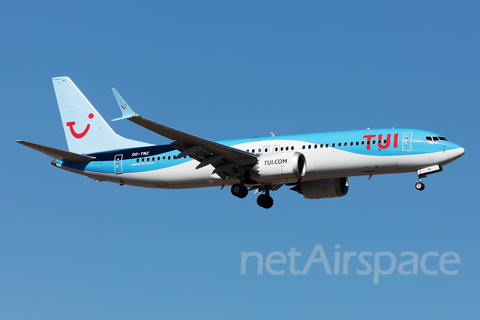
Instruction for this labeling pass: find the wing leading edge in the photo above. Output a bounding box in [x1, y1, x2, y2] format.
[111, 89, 257, 179]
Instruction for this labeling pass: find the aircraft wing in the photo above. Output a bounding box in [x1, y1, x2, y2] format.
[16, 140, 96, 163]
[111, 89, 257, 178]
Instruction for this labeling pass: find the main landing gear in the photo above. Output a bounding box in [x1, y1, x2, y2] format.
[230, 183, 275, 209]
[257, 192, 274, 209]
[231, 183, 248, 198]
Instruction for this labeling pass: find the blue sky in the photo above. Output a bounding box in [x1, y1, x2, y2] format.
[1, 1, 479, 319]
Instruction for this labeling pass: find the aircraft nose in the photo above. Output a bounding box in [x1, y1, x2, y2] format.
[449, 146, 465, 161]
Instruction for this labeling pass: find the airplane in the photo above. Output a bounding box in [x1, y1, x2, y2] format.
[16, 77, 465, 209]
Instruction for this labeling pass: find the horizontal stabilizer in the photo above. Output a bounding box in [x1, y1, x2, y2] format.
[16, 140, 95, 163]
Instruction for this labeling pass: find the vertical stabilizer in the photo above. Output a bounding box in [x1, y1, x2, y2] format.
[52, 77, 152, 154]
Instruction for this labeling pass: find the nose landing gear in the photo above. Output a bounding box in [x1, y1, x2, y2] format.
[415, 181, 425, 191]
[415, 171, 427, 190]
[414, 165, 443, 191]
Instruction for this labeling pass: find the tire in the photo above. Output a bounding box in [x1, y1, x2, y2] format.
[231, 183, 248, 198]
[257, 194, 274, 209]
[415, 182, 425, 191]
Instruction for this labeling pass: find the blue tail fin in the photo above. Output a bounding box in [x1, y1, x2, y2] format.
[52, 77, 152, 154]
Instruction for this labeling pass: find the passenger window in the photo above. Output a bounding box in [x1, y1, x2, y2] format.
[320, 144, 323, 148]
[302, 145, 305, 149]
[344, 142, 347, 146]
[325, 144, 329, 148]
[332, 143, 336, 147]
[291, 146, 294, 150]
[314, 145, 317, 149]
[142, 158, 144, 162]
[356, 141, 359, 146]
[136, 158, 139, 163]
[286, 147, 289, 151]
[157, 157, 160, 161]
[168, 156, 171, 160]
[350, 142, 353, 146]
[308, 145, 311, 149]
[372, 140, 376, 145]
[275, 147, 278, 152]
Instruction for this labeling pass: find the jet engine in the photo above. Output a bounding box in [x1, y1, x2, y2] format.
[290, 177, 349, 199]
[252, 151, 306, 181]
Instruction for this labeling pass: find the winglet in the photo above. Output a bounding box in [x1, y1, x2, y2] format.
[111, 88, 138, 121]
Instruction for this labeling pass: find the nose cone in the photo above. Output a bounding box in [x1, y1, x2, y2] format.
[447, 145, 465, 162]
[455, 147, 465, 158]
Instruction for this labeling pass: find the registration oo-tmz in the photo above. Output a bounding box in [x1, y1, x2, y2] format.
[240, 245, 459, 284]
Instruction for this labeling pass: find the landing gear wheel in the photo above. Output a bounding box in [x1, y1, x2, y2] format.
[231, 183, 248, 198]
[415, 182, 425, 191]
[257, 194, 274, 209]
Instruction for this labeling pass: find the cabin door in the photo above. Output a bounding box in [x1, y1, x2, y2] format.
[114, 154, 123, 174]
[402, 132, 413, 152]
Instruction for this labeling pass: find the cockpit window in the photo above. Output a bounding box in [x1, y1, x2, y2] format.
[426, 136, 448, 142]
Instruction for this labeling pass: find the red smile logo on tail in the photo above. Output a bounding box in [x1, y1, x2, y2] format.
[66, 113, 94, 139]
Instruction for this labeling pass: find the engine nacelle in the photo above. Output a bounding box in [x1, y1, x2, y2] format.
[290, 177, 349, 199]
[252, 152, 306, 181]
